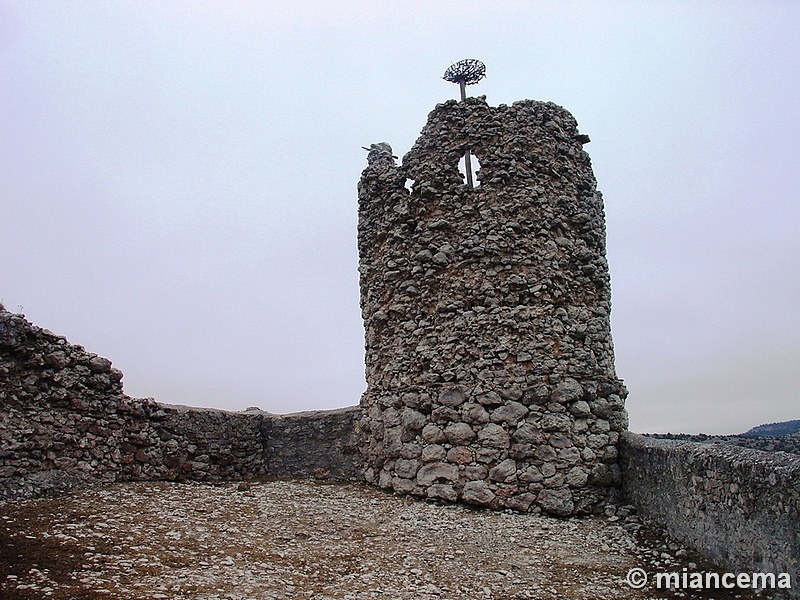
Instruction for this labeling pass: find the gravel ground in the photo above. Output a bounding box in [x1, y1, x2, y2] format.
[0, 480, 763, 600]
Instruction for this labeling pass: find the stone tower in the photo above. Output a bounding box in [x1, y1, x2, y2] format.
[357, 96, 628, 515]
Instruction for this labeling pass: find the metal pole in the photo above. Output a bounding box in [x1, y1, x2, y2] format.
[444, 60, 485, 190]
[459, 80, 474, 189]
[464, 144, 474, 189]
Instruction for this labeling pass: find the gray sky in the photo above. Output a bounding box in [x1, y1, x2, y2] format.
[2, 1, 798, 435]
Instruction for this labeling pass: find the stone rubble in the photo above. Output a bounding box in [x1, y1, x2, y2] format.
[1, 479, 758, 600]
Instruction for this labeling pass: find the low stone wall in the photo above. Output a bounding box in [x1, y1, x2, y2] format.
[140, 404, 267, 482]
[620, 432, 799, 596]
[0, 308, 361, 500]
[267, 407, 362, 480]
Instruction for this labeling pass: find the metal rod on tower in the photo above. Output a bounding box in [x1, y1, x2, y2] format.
[443, 59, 486, 189]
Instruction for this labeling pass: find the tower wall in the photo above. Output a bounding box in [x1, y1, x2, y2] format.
[357, 97, 628, 515]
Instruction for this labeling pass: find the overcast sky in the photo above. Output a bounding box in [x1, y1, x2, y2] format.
[1, 1, 798, 435]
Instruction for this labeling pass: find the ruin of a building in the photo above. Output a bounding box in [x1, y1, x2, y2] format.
[1, 96, 797, 593]
[356, 96, 629, 515]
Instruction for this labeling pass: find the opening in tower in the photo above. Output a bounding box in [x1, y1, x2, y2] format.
[459, 153, 481, 188]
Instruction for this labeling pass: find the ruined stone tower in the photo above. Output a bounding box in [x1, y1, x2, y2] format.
[357, 96, 628, 515]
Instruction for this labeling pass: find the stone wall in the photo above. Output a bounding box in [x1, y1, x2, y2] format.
[621, 432, 799, 596]
[357, 97, 628, 515]
[266, 407, 362, 480]
[0, 307, 361, 500]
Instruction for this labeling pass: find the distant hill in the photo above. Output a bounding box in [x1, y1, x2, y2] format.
[742, 420, 800, 437]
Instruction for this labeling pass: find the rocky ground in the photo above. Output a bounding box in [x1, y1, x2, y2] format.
[0, 479, 764, 600]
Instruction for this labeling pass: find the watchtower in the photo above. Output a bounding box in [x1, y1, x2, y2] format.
[357, 95, 628, 515]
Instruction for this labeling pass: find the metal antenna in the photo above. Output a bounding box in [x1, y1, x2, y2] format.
[443, 59, 486, 189]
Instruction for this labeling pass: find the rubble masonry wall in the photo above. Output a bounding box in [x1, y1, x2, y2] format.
[357, 97, 629, 515]
[0, 308, 360, 500]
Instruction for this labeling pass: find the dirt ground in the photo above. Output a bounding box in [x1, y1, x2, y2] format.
[0, 480, 765, 600]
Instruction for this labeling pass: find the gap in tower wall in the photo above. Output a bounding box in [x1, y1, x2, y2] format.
[458, 153, 482, 188]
